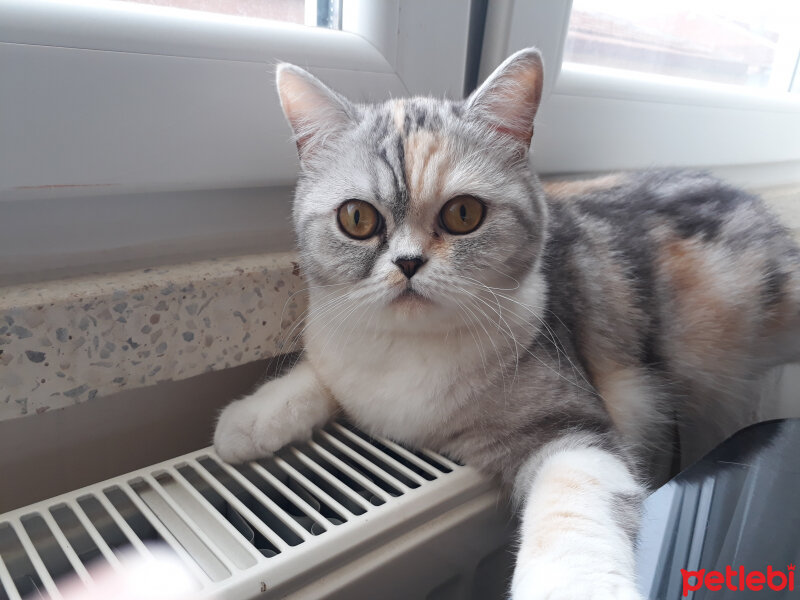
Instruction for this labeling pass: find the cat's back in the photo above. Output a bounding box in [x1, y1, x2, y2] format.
[543, 170, 800, 330]
[544, 170, 783, 244]
[540, 170, 800, 424]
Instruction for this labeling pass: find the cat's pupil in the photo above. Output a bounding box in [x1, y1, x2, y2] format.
[459, 204, 467, 221]
[354, 209, 360, 225]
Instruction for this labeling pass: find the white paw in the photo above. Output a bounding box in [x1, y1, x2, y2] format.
[213, 364, 333, 463]
[511, 561, 643, 600]
[213, 394, 292, 463]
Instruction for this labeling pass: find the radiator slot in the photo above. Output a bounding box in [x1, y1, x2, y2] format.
[324, 427, 422, 489]
[49, 505, 106, 571]
[152, 472, 258, 571]
[233, 463, 332, 535]
[175, 464, 283, 558]
[20, 514, 80, 590]
[302, 441, 390, 504]
[0, 522, 45, 599]
[340, 424, 446, 479]
[278, 449, 372, 514]
[196, 457, 306, 547]
[75, 494, 141, 557]
[312, 432, 405, 497]
[129, 479, 231, 582]
[267, 463, 347, 526]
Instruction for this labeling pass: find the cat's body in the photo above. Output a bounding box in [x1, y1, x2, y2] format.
[214, 49, 800, 599]
[542, 171, 800, 464]
[304, 169, 800, 487]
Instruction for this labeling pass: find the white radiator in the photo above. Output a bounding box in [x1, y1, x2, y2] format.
[0, 422, 515, 599]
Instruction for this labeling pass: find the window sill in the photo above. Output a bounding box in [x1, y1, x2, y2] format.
[0, 252, 305, 422]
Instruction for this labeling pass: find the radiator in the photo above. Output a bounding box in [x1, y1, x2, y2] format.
[0, 422, 515, 599]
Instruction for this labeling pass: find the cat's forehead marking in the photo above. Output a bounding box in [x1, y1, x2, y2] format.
[383, 99, 454, 218]
[373, 134, 408, 226]
[404, 129, 448, 214]
[369, 99, 455, 224]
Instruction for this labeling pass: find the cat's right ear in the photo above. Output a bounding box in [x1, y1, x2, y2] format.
[276, 64, 354, 161]
[464, 48, 543, 152]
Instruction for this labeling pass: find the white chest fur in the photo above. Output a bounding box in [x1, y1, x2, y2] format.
[303, 271, 545, 446]
[305, 320, 489, 445]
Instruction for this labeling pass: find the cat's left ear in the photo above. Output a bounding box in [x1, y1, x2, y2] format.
[465, 48, 543, 151]
[276, 63, 355, 161]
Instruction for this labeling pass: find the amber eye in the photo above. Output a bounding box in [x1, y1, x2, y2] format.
[337, 200, 381, 240]
[440, 195, 485, 235]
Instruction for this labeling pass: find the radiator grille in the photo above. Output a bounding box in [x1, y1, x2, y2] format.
[0, 423, 478, 600]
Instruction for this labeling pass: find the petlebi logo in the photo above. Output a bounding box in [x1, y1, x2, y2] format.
[681, 564, 795, 596]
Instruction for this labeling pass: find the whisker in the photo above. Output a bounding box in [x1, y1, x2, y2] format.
[455, 276, 598, 396]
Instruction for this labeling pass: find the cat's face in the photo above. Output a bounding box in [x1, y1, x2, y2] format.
[277, 50, 546, 329]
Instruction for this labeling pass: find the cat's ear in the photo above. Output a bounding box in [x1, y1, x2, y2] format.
[465, 48, 543, 150]
[276, 63, 354, 160]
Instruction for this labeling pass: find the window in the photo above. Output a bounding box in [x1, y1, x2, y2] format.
[479, 0, 800, 179]
[114, 0, 342, 29]
[564, 0, 800, 93]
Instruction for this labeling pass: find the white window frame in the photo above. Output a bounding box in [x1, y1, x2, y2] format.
[0, 0, 475, 280]
[0, 0, 474, 200]
[479, 0, 800, 184]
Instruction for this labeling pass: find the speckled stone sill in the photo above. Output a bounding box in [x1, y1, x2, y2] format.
[0, 253, 306, 421]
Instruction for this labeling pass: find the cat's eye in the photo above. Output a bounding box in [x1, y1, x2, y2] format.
[440, 195, 485, 235]
[337, 200, 381, 240]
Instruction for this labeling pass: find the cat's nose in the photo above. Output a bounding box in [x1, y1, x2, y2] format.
[394, 256, 426, 279]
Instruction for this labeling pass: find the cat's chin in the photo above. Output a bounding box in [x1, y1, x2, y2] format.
[389, 288, 434, 310]
[373, 291, 463, 334]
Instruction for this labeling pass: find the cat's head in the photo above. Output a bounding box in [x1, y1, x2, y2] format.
[276, 49, 547, 329]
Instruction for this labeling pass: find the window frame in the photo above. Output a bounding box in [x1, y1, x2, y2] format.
[0, 0, 476, 281]
[0, 0, 474, 201]
[479, 0, 800, 182]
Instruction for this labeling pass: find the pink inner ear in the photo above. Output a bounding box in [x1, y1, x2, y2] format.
[276, 65, 351, 158]
[469, 50, 543, 147]
[277, 70, 323, 135]
[484, 75, 540, 144]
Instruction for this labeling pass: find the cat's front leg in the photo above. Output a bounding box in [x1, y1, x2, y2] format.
[511, 434, 645, 600]
[213, 360, 336, 463]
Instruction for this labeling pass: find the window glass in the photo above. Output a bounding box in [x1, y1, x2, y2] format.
[564, 0, 800, 92]
[114, 0, 341, 28]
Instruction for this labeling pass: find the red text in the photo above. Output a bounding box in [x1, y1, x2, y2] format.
[681, 565, 795, 596]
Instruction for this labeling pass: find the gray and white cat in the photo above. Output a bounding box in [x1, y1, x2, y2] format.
[214, 48, 800, 599]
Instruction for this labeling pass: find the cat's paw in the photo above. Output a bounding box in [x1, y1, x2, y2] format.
[511, 562, 643, 600]
[213, 363, 334, 463]
[213, 393, 292, 463]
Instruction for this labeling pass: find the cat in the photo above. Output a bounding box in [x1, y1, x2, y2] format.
[213, 48, 800, 599]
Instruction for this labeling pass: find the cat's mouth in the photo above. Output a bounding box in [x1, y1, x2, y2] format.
[391, 287, 433, 306]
